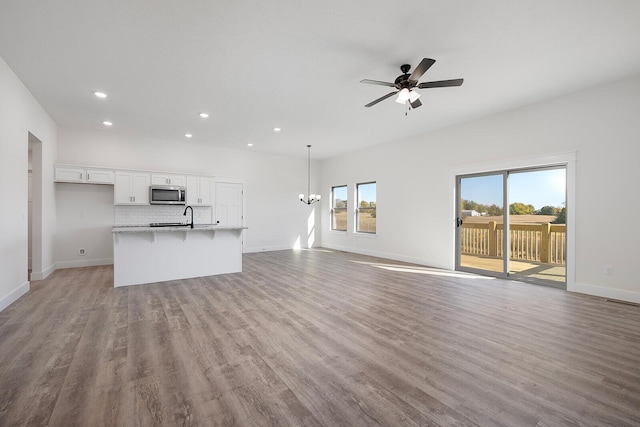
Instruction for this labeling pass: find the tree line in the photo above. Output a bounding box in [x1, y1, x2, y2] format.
[462, 199, 565, 224]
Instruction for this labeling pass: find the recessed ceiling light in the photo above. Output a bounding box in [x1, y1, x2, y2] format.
[199, 112, 209, 118]
[273, 127, 281, 132]
[102, 121, 112, 126]
[94, 91, 107, 98]
[247, 143, 254, 147]
[185, 133, 193, 138]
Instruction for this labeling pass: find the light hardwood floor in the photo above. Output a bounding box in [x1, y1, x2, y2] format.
[1, 249, 639, 426]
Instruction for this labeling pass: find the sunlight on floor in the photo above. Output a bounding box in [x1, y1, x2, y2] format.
[350, 260, 495, 280]
[307, 208, 315, 248]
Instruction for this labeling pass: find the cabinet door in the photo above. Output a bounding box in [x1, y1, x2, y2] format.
[115, 172, 150, 205]
[151, 174, 186, 186]
[186, 176, 201, 205]
[131, 173, 150, 204]
[198, 178, 213, 205]
[86, 169, 114, 184]
[168, 175, 187, 187]
[151, 174, 170, 186]
[114, 172, 133, 204]
[54, 166, 85, 183]
[186, 176, 213, 205]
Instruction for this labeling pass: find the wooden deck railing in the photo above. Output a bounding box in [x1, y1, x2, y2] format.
[460, 221, 566, 264]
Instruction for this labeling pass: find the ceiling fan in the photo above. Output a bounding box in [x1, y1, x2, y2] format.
[360, 58, 463, 109]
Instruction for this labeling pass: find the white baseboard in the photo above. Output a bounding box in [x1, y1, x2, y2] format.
[30, 263, 56, 281]
[0, 281, 29, 312]
[320, 243, 440, 268]
[569, 282, 640, 304]
[244, 244, 302, 253]
[56, 258, 114, 270]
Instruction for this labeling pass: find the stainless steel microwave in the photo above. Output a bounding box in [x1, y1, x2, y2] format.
[149, 185, 186, 205]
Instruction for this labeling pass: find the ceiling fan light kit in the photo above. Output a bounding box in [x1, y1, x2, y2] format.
[361, 58, 463, 110]
[395, 88, 410, 104]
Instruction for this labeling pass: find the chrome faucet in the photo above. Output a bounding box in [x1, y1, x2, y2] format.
[183, 205, 194, 228]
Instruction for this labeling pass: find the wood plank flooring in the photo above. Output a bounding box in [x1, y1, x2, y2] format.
[1, 249, 639, 426]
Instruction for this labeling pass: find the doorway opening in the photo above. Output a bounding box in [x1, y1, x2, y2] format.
[456, 165, 567, 288]
[28, 133, 42, 281]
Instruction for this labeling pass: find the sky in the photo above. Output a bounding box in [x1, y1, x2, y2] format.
[357, 182, 376, 203]
[332, 183, 376, 204]
[460, 168, 566, 210]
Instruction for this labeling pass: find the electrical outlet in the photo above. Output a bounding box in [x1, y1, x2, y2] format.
[79, 248, 86, 256]
[604, 266, 613, 275]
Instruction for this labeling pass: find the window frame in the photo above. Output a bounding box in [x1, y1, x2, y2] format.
[355, 181, 377, 235]
[330, 185, 348, 232]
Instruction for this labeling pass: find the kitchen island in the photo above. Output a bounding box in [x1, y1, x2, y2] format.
[112, 224, 246, 287]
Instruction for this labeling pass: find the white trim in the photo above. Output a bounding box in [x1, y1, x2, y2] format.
[450, 151, 577, 175]
[450, 151, 577, 289]
[322, 243, 440, 268]
[30, 263, 56, 281]
[0, 281, 29, 312]
[213, 176, 245, 184]
[55, 258, 114, 269]
[353, 232, 377, 239]
[570, 282, 640, 304]
[328, 230, 348, 236]
[244, 244, 305, 253]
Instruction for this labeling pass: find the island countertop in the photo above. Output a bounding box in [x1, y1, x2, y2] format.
[112, 224, 247, 233]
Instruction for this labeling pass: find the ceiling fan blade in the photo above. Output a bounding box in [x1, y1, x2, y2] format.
[408, 58, 435, 82]
[360, 79, 395, 87]
[364, 91, 398, 107]
[410, 98, 422, 109]
[418, 78, 464, 89]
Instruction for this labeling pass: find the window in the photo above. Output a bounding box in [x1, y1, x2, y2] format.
[356, 182, 376, 234]
[331, 185, 348, 231]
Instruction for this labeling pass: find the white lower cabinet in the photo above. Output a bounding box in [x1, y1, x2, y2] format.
[186, 176, 213, 206]
[114, 172, 150, 205]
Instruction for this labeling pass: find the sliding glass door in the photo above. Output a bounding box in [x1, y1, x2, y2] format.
[456, 173, 506, 275]
[456, 166, 567, 288]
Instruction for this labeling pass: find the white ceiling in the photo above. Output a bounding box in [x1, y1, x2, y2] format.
[1, 1, 640, 159]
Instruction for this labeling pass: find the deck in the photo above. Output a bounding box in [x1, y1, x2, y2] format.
[461, 254, 566, 287]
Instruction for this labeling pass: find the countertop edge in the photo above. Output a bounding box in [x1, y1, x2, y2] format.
[112, 225, 248, 233]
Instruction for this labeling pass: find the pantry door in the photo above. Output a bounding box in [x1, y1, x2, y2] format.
[215, 182, 243, 227]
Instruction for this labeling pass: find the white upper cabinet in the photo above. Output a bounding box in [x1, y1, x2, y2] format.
[186, 176, 214, 206]
[86, 169, 115, 184]
[114, 171, 150, 205]
[151, 173, 187, 187]
[54, 165, 114, 184]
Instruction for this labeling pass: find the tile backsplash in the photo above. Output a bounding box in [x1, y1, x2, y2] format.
[114, 205, 213, 226]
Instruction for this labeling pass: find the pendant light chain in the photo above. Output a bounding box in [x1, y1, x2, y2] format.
[299, 144, 321, 205]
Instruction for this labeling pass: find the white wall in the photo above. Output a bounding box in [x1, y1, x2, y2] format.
[0, 56, 57, 311]
[55, 126, 321, 261]
[320, 74, 640, 303]
[55, 183, 115, 268]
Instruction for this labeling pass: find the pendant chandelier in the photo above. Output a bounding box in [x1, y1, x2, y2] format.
[299, 144, 321, 205]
